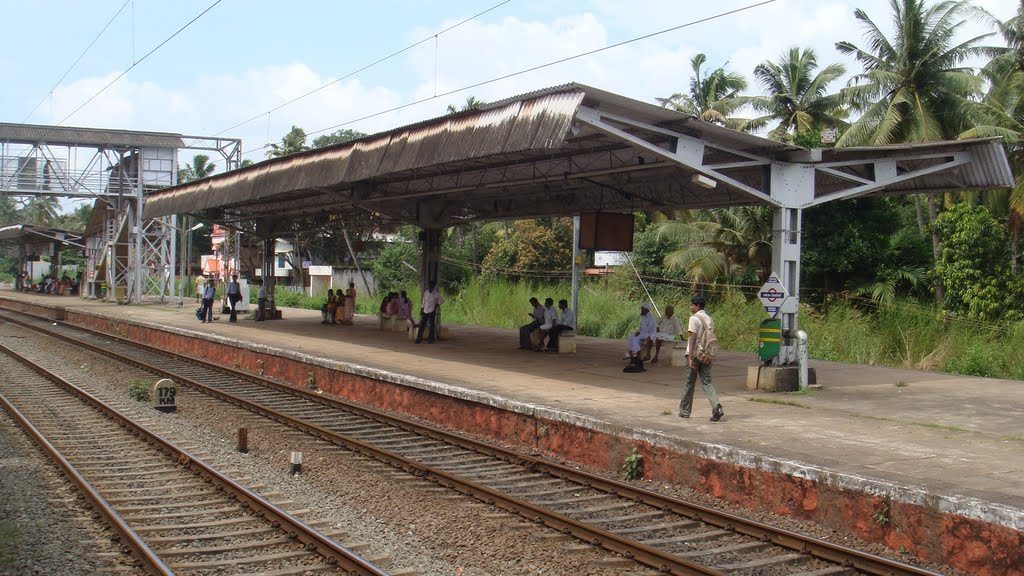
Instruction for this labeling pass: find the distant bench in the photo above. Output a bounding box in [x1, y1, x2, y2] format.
[377, 313, 407, 332]
[530, 328, 576, 354]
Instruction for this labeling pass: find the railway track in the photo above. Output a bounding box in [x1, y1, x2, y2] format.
[0, 309, 944, 576]
[0, 336, 390, 576]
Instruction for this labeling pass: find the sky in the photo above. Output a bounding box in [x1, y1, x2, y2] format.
[0, 0, 1016, 173]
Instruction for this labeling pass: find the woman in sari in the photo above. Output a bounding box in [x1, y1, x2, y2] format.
[341, 281, 356, 325]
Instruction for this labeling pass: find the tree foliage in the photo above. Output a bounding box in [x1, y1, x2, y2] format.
[835, 0, 991, 145]
[266, 126, 310, 158]
[312, 129, 367, 148]
[178, 154, 216, 183]
[749, 47, 847, 141]
[657, 53, 754, 130]
[934, 203, 1023, 320]
[480, 219, 572, 281]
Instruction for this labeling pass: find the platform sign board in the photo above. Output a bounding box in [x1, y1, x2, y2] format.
[759, 273, 790, 314]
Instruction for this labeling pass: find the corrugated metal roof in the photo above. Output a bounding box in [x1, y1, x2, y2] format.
[146, 90, 587, 218]
[0, 223, 82, 242]
[0, 122, 184, 148]
[818, 138, 1015, 195]
[143, 83, 1014, 223]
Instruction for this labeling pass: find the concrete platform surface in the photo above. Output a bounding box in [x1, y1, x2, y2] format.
[3, 291, 1022, 534]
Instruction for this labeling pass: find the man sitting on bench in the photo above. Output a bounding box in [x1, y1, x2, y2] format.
[545, 299, 575, 352]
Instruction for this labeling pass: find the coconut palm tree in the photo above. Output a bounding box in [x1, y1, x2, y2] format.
[266, 126, 309, 158]
[21, 196, 60, 226]
[177, 154, 217, 184]
[835, 0, 993, 146]
[0, 195, 18, 226]
[836, 0, 996, 302]
[447, 95, 487, 114]
[959, 4, 1024, 271]
[657, 53, 754, 130]
[844, 226, 931, 305]
[749, 47, 848, 141]
[654, 206, 773, 286]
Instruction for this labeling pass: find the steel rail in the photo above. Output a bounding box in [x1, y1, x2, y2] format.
[0, 370, 173, 575]
[1, 309, 943, 576]
[0, 337, 390, 576]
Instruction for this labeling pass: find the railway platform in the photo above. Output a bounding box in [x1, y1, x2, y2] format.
[1, 289, 1021, 575]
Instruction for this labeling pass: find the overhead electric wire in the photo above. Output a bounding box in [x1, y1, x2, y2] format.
[58, 0, 224, 126]
[22, 0, 131, 123]
[210, 0, 514, 141]
[241, 0, 777, 158]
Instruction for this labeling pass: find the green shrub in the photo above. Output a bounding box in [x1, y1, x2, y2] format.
[127, 378, 150, 402]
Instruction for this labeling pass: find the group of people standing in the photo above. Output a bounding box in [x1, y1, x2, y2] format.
[518, 297, 576, 352]
[195, 273, 265, 323]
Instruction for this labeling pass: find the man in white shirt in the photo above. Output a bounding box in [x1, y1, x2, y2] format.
[518, 297, 544, 350]
[650, 304, 683, 364]
[256, 280, 269, 322]
[625, 302, 657, 361]
[678, 295, 724, 421]
[533, 298, 557, 350]
[415, 280, 445, 343]
[545, 299, 576, 351]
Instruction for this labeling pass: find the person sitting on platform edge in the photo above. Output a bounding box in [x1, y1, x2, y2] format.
[518, 297, 544, 350]
[226, 274, 242, 322]
[650, 304, 683, 364]
[625, 302, 656, 362]
[544, 299, 575, 351]
[415, 281, 444, 343]
[533, 298, 557, 351]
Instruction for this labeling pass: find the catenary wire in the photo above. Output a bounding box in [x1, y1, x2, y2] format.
[206, 0, 514, 143]
[58, 0, 224, 126]
[21, 0, 131, 123]
[242, 0, 777, 158]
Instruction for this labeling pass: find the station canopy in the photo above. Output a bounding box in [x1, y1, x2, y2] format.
[0, 223, 83, 246]
[143, 83, 1014, 231]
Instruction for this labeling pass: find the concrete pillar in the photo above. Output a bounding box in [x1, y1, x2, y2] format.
[772, 206, 802, 364]
[769, 162, 814, 366]
[419, 228, 443, 288]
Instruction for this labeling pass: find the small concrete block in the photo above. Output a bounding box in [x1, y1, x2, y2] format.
[558, 333, 576, 354]
[670, 342, 688, 367]
[745, 365, 817, 391]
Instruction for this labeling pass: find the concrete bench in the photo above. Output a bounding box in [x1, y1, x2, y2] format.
[670, 340, 688, 367]
[408, 325, 450, 340]
[378, 313, 408, 332]
[557, 331, 576, 354]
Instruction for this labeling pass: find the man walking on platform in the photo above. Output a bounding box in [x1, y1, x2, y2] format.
[226, 274, 242, 322]
[678, 295, 724, 421]
[415, 280, 444, 344]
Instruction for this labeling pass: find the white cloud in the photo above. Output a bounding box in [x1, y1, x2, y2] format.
[33, 0, 1022, 171]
